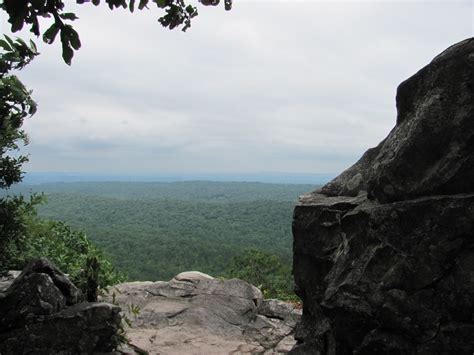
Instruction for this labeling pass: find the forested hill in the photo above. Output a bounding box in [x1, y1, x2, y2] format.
[6, 181, 317, 281]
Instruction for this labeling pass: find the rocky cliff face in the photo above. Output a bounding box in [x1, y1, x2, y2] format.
[291, 38, 474, 354]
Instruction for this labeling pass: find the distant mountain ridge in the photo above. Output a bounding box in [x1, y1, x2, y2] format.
[6, 180, 316, 203]
[21, 171, 335, 185]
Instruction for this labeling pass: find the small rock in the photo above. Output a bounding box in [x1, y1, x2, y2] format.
[173, 271, 215, 282]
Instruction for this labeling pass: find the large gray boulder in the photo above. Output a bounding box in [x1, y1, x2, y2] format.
[104, 271, 301, 354]
[0, 258, 121, 355]
[292, 38, 474, 354]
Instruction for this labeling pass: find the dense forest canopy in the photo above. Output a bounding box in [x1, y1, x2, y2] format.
[7, 181, 316, 284]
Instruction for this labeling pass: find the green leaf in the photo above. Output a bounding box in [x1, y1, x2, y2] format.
[30, 17, 40, 37]
[4, 35, 15, 47]
[43, 24, 60, 44]
[62, 44, 74, 65]
[16, 38, 28, 48]
[0, 39, 12, 51]
[68, 28, 81, 50]
[185, 5, 196, 14]
[129, 0, 135, 12]
[138, 0, 149, 10]
[60, 13, 79, 21]
[30, 0, 46, 7]
[61, 30, 74, 65]
[28, 101, 38, 116]
[29, 40, 38, 53]
[154, 0, 166, 8]
[10, 4, 28, 32]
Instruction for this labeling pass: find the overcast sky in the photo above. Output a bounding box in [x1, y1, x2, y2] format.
[2, 0, 473, 176]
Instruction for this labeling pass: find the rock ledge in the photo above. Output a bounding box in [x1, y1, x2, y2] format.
[105, 272, 301, 354]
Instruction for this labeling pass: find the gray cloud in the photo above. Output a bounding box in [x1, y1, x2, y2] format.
[3, 0, 472, 175]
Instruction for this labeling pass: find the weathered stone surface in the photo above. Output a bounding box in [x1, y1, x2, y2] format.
[292, 39, 474, 354]
[105, 272, 301, 354]
[0, 302, 121, 355]
[0, 270, 20, 292]
[0, 258, 121, 355]
[173, 270, 215, 282]
[321, 38, 474, 203]
[320, 143, 383, 198]
[259, 299, 302, 328]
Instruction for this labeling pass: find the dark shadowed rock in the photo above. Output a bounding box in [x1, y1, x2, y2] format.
[292, 38, 474, 354]
[0, 302, 121, 354]
[104, 271, 301, 354]
[0, 258, 121, 355]
[11, 258, 82, 304]
[321, 38, 474, 203]
[320, 143, 383, 198]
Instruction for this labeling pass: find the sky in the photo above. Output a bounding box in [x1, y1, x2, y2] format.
[1, 0, 473, 176]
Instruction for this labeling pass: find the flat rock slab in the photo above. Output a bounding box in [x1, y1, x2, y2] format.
[122, 327, 266, 354]
[105, 273, 301, 354]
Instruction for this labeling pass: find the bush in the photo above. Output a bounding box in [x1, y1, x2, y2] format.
[5, 202, 125, 294]
[224, 248, 299, 301]
[0, 194, 41, 274]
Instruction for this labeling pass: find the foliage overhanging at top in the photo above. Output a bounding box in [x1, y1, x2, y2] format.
[1, 0, 232, 65]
